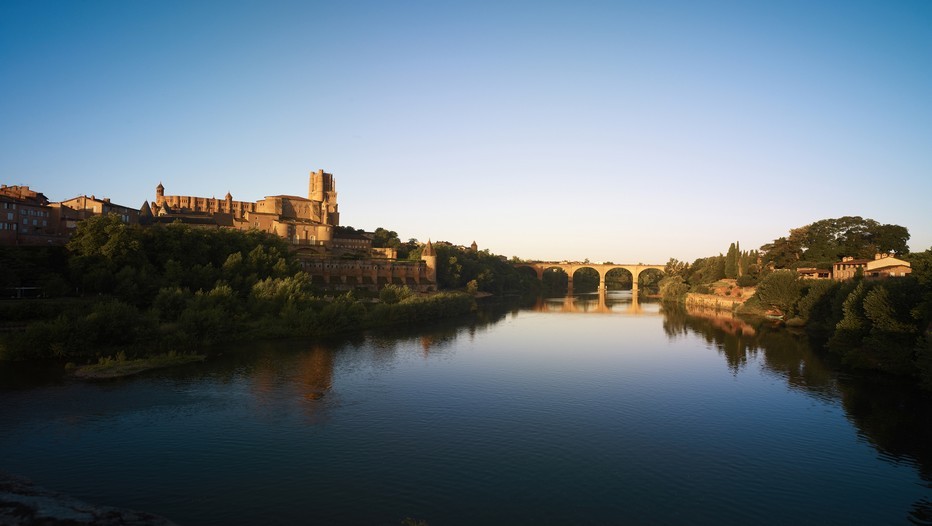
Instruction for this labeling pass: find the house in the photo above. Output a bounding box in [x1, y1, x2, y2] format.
[833, 253, 911, 281]
[797, 267, 831, 280]
[0, 185, 57, 245]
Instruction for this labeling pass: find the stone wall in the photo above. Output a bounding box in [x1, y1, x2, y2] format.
[684, 293, 745, 312]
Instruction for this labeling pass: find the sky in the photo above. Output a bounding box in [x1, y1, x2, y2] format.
[2, 0, 930, 263]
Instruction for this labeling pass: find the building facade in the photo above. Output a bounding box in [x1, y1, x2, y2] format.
[150, 169, 340, 249]
[1, 185, 57, 245]
[796, 267, 831, 280]
[833, 253, 912, 281]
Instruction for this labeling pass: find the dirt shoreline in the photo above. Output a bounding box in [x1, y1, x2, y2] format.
[72, 354, 206, 380]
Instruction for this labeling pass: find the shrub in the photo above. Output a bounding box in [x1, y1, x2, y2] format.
[153, 287, 193, 322]
[754, 270, 800, 316]
[379, 284, 414, 305]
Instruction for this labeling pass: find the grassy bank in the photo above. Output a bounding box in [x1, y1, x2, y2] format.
[71, 351, 206, 379]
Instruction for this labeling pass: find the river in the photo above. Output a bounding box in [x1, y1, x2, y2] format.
[1, 292, 931, 525]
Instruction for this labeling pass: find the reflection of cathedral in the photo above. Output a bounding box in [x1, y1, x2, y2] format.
[146, 169, 339, 247]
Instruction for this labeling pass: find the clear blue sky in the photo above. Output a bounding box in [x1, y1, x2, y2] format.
[2, 0, 930, 263]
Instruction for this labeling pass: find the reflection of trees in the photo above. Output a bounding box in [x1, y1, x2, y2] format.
[838, 377, 932, 524]
[663, 303, 838, 393]
[663, 303, 932, 523]
[366, 297, 518, 356]
[838, 377, 932, 478]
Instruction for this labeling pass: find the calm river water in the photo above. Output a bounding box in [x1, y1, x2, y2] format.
[2, 292, 931, 525]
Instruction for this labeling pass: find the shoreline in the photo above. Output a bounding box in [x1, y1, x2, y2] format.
[71, 353, 206, 380]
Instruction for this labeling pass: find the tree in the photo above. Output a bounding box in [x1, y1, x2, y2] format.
[761, 235, 803, 269]
[754, 270, 800, 316]
[870, 224, 910, 256]
[664, 258, 689, 278]
[724, 242, 738, 279]
[762, 217, 911, 269]
[658, 275, 689, 300]
[371, 227, 401, 249]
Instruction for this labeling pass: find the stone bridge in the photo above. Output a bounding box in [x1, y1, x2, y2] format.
[515, 262, 665, 295]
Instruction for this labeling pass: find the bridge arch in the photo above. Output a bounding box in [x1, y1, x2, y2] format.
[514, 262, 666, 296]
[638, 267, 665, 294]
[569, 266, 601, 293]
[605, 267, 634, 291]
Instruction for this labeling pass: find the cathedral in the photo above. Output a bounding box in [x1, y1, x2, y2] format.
[146, 169, 340, 247]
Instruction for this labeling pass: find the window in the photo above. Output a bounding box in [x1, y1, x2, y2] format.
[6, 212, 11, 220]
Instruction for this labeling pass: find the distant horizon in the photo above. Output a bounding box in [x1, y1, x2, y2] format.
[5, 174, 923, 266]
[2, 1, 930, 263]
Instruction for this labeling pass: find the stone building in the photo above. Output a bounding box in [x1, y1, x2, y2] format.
[53, 195, 138, 237]
[1, 185, 139, 246]
[796, 267, 831, 280]
[832, 253, 912, 281]
[148, 169, 339, 249]
[0, 185, 55, 245]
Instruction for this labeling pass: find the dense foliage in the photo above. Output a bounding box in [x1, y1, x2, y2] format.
[651, 217, 929, 390]
[408, 242, 538, 295]
[761, 216, 910, 270]
[738, 249, 932, 389]
[656, 242, 761, 301]
[0, 216, 478, 362]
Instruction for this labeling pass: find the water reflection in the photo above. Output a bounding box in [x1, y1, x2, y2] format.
[533, 290, 662, 314]
[664, 300, 932, 524]
[2, 294, 932, 524]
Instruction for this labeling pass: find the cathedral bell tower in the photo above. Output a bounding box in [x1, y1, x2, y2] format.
[308, 169, 339, 226]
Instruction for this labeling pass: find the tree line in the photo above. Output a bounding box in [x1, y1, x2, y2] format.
[0, 216, 484, 362]
[655, 216, 931, 390]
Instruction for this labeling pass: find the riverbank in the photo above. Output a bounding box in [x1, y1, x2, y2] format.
[0, 291, 477, 364]
[0, 472, 178, 525]
[71, 352, 206, 380]
[683, 292, 746, 312]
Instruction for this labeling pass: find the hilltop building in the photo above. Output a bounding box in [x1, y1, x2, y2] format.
[148, 169, 340, 250]
[796, 267, 831, 280]
[0, 185, 54, 245]
[2, 170, 440, 291]
[833, 253, 912, 281]
[53, 195, 138, 237]
[1, 185, 136, 246]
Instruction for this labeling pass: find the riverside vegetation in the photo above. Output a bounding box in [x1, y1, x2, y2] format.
[655, 216, 932, 390]
[0, 215, 537, 366]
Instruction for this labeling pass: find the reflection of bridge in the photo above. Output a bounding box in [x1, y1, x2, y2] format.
[515, 262, 665, 296]
[533, 290, 660, 315]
